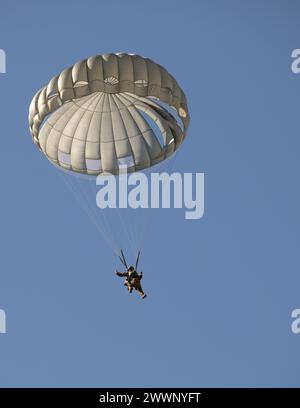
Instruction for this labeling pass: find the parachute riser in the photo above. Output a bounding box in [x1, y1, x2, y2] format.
[119, 250, 128, 270]
[119, 249, 141, 271]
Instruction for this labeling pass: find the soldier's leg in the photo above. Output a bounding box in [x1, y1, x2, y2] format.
[124, 279, 132, 293]
[135, 283, 147, 299]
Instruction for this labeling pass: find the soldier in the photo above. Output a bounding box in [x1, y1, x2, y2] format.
[116, 266, 147, 299]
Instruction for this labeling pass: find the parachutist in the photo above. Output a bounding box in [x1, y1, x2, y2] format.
[116, 266, 147, 299]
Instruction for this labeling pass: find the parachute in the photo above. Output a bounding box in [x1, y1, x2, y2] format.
[28, 53, 190, 259]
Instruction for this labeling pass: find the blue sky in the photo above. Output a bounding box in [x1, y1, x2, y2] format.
[0, 0, 300, 387]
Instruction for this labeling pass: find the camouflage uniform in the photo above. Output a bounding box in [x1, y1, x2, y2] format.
[116, 269, 147, 299]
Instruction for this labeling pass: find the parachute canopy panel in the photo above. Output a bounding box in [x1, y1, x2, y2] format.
[29, 53, 190, 175]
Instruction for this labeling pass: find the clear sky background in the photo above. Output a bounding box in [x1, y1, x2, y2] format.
[0, 0, 300, 387]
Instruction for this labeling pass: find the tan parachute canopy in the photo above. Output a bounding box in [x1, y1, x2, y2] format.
[29, 53, 190, 175]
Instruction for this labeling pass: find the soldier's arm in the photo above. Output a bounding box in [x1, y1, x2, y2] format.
[139, 272, 143, 280]
[116, 270, 128, 277]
